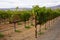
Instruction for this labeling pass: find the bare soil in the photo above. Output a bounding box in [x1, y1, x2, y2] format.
[0, 17, 60, 40]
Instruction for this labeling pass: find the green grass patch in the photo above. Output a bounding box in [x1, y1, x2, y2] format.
[42, 28, 48, 30]
[38, 32, 44, 35]
[31, 23, 34, 26]
[18, 22, 22, 25]
[0, 33, 4, 38]
[15, 30, 21, 33]
[25, 26, 31, 29]
[45, 28, 48, 30]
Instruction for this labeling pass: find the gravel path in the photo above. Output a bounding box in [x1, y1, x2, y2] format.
[37, 18, 60, 40]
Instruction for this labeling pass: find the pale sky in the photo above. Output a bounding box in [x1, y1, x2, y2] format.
[0, 0, 60, 8]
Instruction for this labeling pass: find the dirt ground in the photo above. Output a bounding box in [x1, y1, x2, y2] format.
[0, 17, 60, 40]
[37, 17, 60, 40]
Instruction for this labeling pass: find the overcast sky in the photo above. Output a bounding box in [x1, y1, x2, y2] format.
[0, 0, 60, 8]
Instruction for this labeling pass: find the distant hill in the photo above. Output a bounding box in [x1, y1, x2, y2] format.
[50, 5, 60, 9]
[0, 5, 60, 10]
[0, 8, 32, 10]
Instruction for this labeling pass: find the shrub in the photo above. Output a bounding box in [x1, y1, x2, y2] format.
[15, 30, 21, 33]
[25, 26, 31, 29]
[0, 33, 4, 38]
